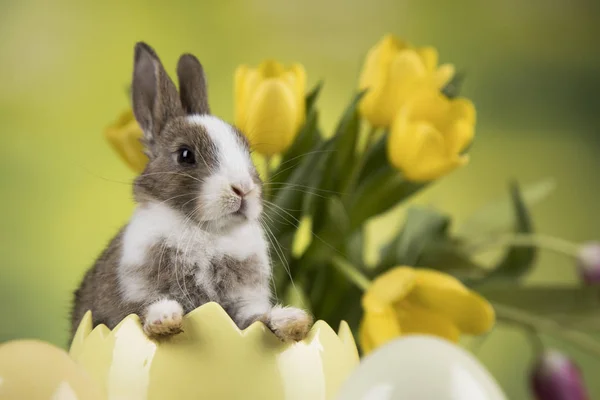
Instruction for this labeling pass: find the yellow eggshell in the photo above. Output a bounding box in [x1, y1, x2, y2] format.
[336, 335, 506, 400]
[0, 339, 103, 400]
[70, 302, 360, 400]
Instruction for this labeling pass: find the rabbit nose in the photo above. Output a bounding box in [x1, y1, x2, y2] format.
[231, 185, 245, 197]
[231, 180, 254, 197]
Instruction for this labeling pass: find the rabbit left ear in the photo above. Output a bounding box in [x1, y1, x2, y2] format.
[131, 42, 183, 154]
[177, 54, 211, 115]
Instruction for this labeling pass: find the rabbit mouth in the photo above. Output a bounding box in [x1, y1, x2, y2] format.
[232, 199, 247, 218]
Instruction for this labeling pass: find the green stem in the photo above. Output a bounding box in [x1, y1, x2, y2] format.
[494, 302, 600, 358]
[469, 233, 580, 258]
[331, 256, 371, 291]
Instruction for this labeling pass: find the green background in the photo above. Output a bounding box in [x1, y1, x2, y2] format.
[1, 0, 599, 398]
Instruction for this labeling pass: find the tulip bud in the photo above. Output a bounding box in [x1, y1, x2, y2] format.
[531, 350, 589, 400]
[104, 109, 148, 173]
[387, 91, 475, 181]
[577, 242, 600, 284]
[234, 60, 306, 156]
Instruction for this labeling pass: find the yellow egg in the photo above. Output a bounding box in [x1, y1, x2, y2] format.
[335, 335, 506, 400]
[0, 340, 103, 400]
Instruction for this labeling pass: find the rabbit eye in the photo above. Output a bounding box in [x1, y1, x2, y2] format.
[177, 147, 196, 165]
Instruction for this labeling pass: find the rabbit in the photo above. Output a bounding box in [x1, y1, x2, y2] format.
[70, 42, 313, 343]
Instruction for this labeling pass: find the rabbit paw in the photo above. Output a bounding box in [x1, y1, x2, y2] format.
[143, 299, 184, 337]
[264, 306, 313, 342]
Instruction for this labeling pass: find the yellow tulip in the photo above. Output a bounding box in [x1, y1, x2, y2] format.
[104, 109, 148, 173]
[358, 34, 455, 128]
[387, 91, 476, 181]
[235, 60, 306, 156]
[360, 266, 495, 355]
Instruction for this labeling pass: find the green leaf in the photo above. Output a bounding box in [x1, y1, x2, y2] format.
[483, 181, 537, 281]
[356, 132, 388, 184]
[321, 196, 351, 241]
[457, 177, 555, 238]
[305, 81, 323, 111]
[441, 71, 465, 99]
[347, 166, 427, 230]
[267, 142, 329, 237]
[417, 241, 487, 280]
[302, 91, 365, 232]
[331, 92, 364, 188]
[299, 196, 351, 265]
[307, 263, 332, 312]
[482, 285, 600, 332]
[378, 206, 451, 269]
[345, 229, 366, 268]
[481, 285, 600, 316]
[284, 283, 312, 311]
[301, 138, 336, 220]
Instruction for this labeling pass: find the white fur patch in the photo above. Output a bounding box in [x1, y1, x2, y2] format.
[231, 286, 272, 324]
[187, 114, 262, 221]
[269, 305, 309, 326]
[187, 115, 252, 185]
[118, 202, 269, 303]
[145, 298, 183, 323]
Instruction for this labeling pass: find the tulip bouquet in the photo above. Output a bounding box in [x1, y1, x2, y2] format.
[106, 34, 599, 396]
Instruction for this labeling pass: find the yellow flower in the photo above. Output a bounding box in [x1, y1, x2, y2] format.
[387, 91, 476, 181]
[360, 267, 495, 355]
[235, 60, 306, 156]
[104, 109, 148, 173]
[358, 34, 455, 128]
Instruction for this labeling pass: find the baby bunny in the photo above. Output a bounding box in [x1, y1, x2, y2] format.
[70, 42, 312, 342]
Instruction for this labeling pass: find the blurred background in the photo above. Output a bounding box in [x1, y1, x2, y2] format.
[1, 0, 599, 398]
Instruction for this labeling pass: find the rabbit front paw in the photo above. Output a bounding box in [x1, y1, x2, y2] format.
[143, 299, 184, 337]
[263, 305, 313, 342]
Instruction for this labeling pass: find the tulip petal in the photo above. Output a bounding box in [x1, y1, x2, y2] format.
[359, 41, 425, 128]
[408, 269, 495, 335]
[444, 98, 476, 154]
[104, 111, 148, 173]
[362, 267, 417, 313]
[244, 79, 298, 156]
[396, 301, 461, 342]
[388, 117, 464, 182]
[235, 68, 264, 132]
[359, 321, 373, 354]
[434, 63, 456, 88]
[360, 306, 402, 355]
[358, 34, 409, 91]
[258, 60, 285, 77]
[389, 50, 428, 86]
[446, 120, 475, 155]
[122, 123, 148, 172]
[451, 97, 476, 125]
[283, 64, 307, 130]
[417, 46, 439, 73]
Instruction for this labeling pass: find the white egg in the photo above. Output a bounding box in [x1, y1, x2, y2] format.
[336, 335, 506, 400]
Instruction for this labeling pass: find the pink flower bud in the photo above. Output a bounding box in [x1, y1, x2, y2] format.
[531, 350, 589, 400]
[577, 242, 600, 284]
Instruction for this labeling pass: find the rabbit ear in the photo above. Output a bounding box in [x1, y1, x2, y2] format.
[177, 54, 210, 115]
[131, 42, 183, 153]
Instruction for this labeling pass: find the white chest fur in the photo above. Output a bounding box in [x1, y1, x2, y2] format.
[118, 202, 270, 302]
